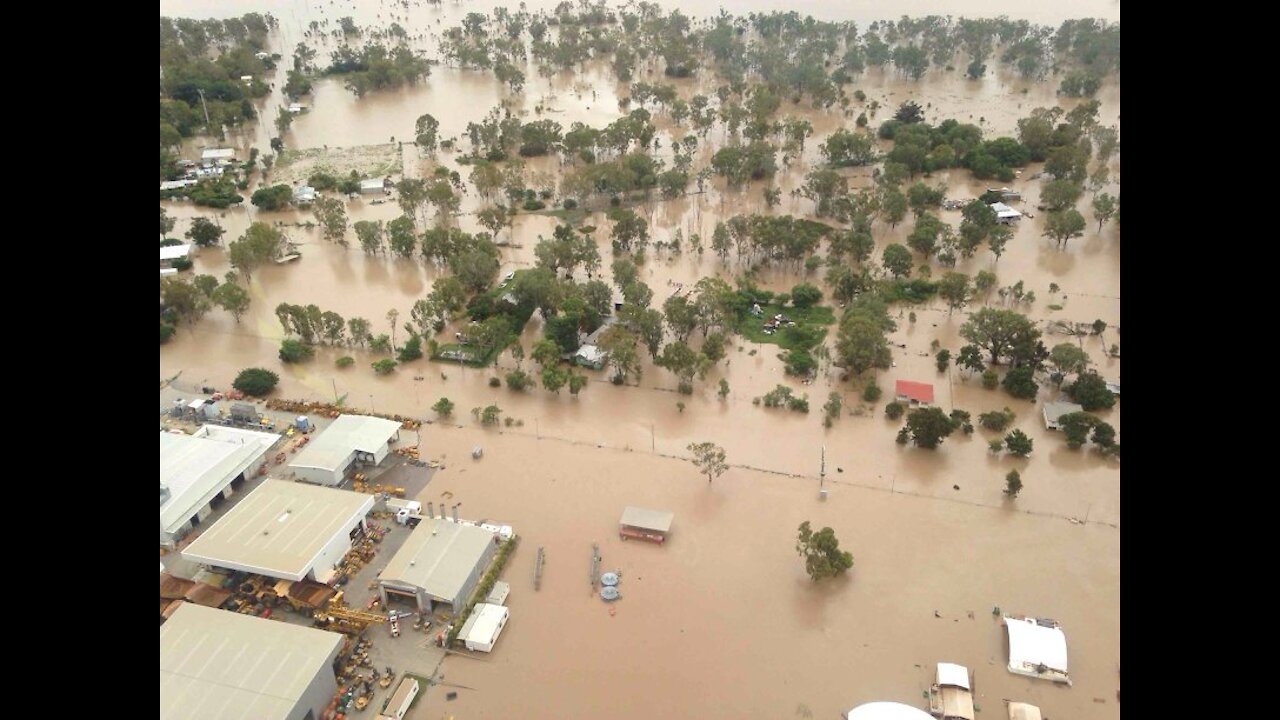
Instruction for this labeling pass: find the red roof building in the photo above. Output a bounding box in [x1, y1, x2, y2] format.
[895, 380, 935, 405]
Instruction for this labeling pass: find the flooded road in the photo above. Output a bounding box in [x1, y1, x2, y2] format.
[162, 1, 1119, 717]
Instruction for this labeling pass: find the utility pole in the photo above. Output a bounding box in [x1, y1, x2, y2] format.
[818, 445, 827, 500]
[332, 378, 338, 404]
[196, 88, 211, 131]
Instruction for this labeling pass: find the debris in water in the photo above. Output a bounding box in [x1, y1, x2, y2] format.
[953, 485, 960, 490]
[446, 692, 458, 701]
[934, 610, 941, 618]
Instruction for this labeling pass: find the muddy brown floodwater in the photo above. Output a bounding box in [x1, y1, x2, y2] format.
[161, 1, 1119, 717]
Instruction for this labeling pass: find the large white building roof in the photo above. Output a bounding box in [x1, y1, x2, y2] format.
[160, 244, 194, 261]
[1003, 617, 1070, 683]
[843, 702, 935, 720]
[160, 604, 342, 720]
[160, 427, 278, 538]
[380, 518, 497, 601]
[201, 148, 236, 161]
[289, 414, 401, 473]
[181, 479, 374, 581]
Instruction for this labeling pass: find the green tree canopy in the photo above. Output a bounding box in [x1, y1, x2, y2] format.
[233, 367, 279, 396]
[796, 521, 854, 581]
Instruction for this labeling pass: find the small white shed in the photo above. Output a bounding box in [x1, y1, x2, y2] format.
[460, 603, 509, 653]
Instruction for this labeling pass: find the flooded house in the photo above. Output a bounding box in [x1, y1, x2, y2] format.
[1042, 401, 1084, 431]
[990, 202, 1023, 224]
[360, 178, 390, 194]
[200, 148, 235, 167]
[293, 185, 317, 205]
[894, 380, 934, 407]
[161, 243, 194, 270]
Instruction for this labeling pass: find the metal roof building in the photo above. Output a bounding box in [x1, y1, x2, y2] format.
[619, 506, 674, 544]
[842, 702, 935, 720]
[288, 414, 401, 486]
[181, 479, 375, 583]
[160, 603, 343, 720]
[160, 244, 194, 264]
[1042, 401, 1084, 430]
[1003, 616, 1071, 685]
[894, 380, 935, 405]
[990, 202, 1023, 222]
[160, 426, 280, 548]
[201, 148, 236, 163]
[378, 517, 499, 613]
[459, 602, 509, 653]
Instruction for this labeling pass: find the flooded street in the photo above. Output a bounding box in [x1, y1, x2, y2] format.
[162, 1, 1119, 717]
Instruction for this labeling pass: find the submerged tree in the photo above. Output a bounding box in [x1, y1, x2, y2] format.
[687, 442, 728, 484]
[796, 521, 854, 581]
[1004, 469, 1023, 498]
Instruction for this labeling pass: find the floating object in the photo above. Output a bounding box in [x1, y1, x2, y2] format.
[600, 572, 619, 587]
[600, 586, 620, 601]
[472, 446, 483, 459]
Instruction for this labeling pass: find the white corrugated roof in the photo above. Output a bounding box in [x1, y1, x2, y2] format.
[1006, 702, 1042, 720]
[380, 518, 497, 601]
[160, 428, 278, 536]
[160, 244, 193, 261]
[201, 148, 235, 160]
[620, 506, 674, 533]
[936, 662, 970, 689]
[160, 604, 342, 720]
[575, 344, 606, 363]
[1004, 617, 1069, 680]
[1008, 702, 1039, 717]
[990, 202, 1022, 218]
[463, 603, 508, 645]
[289, 414, 400, 473]
[181, 479, 374, 581]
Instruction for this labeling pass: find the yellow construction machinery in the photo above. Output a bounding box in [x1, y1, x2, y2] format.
[314, 597, 387, 635]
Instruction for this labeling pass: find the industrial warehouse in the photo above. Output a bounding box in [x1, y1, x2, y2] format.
[378, 517, 500, 614]
[180, 479, 375, 582]
[160, 425, 281, 548]
[288, 414, 402, 486]
[160, 603, 344, 720]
